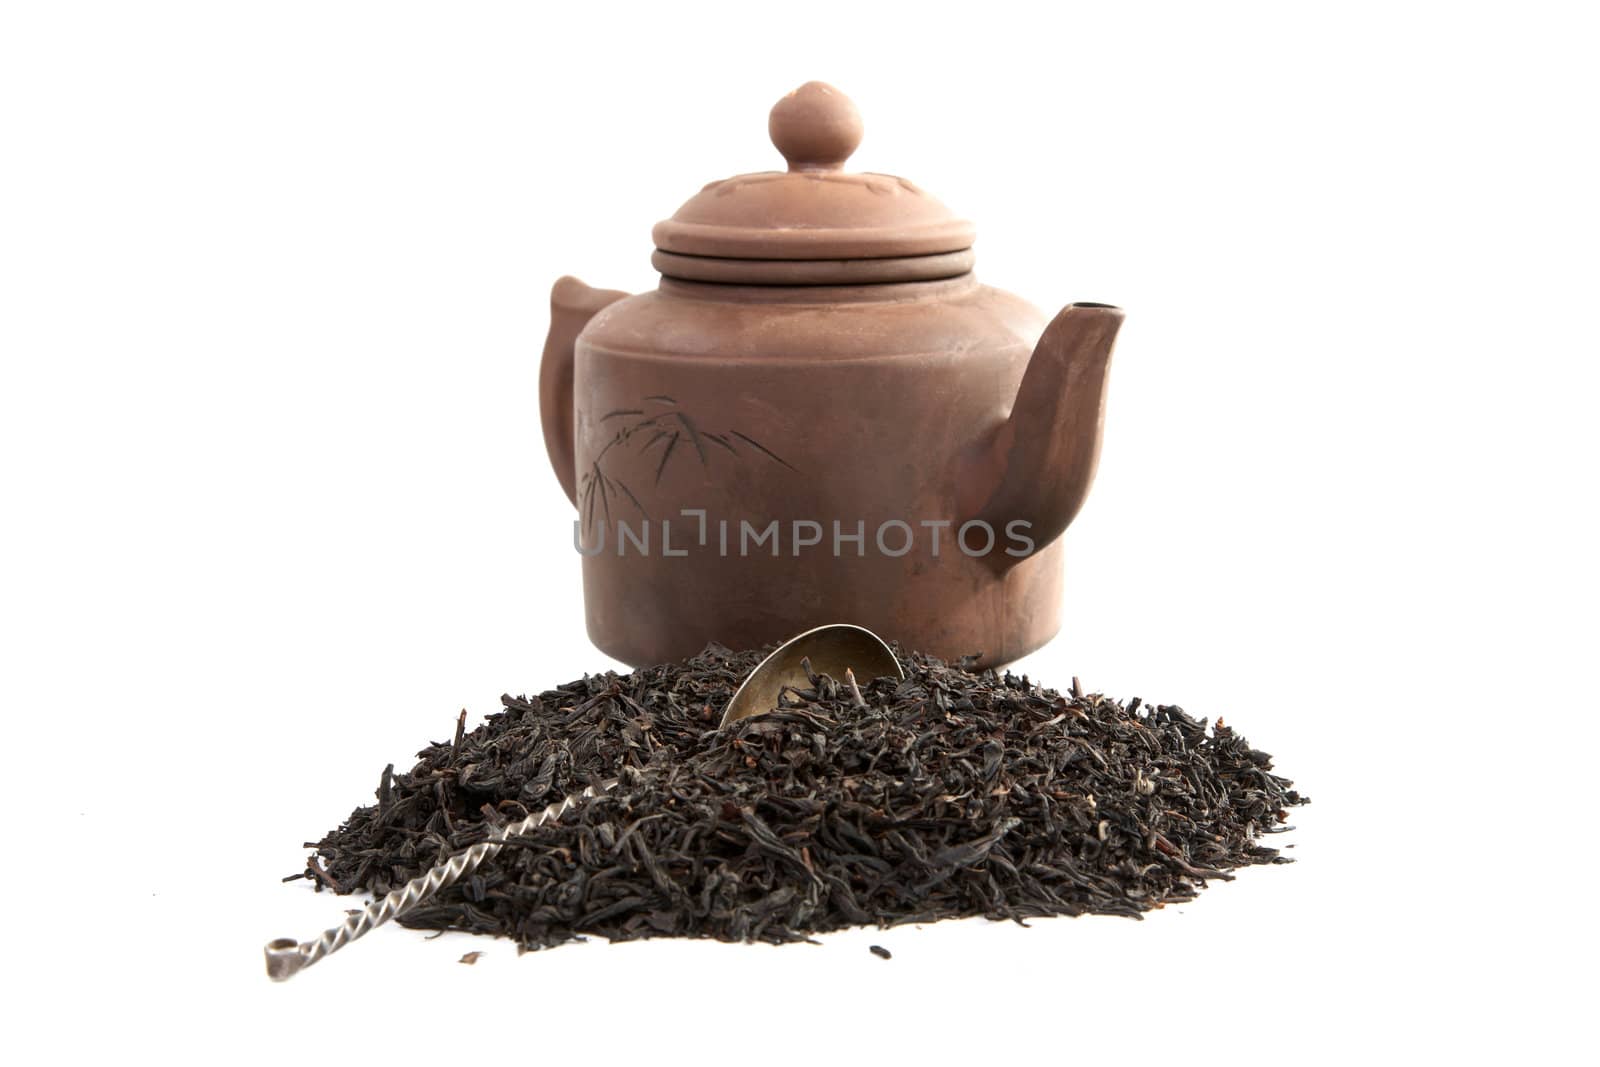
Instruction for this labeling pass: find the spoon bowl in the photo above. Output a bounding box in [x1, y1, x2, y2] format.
[721, 623, 904, 727]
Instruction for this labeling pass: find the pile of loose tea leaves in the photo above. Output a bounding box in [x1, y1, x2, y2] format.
[296, 645, 1306, 948]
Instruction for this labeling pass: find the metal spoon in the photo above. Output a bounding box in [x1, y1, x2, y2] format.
[265, 623, 902, 981]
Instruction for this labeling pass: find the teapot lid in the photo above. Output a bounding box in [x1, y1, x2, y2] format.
[651, 82, 977, 284]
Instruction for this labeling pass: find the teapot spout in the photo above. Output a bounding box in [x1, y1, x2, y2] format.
[957, 302, 1124, 565]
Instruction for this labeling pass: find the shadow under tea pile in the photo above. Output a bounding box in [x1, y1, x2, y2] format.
[300, 646, 1307, 948]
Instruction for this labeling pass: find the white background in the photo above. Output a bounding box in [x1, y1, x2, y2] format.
[3, 1, 1595, 1062]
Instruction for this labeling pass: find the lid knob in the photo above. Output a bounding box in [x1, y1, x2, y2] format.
[769, 81, 863, 173]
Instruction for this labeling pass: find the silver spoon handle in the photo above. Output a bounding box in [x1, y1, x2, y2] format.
[265, 778, 617, 981]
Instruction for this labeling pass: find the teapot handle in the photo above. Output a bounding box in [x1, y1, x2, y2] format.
[539, 277, 630, 506]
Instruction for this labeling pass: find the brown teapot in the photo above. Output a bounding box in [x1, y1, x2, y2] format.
[540, 82, 1123, 667]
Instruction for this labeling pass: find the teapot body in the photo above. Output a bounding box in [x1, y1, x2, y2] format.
[565, 274, 1065, 667]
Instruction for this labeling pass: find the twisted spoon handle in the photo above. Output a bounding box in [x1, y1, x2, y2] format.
[265, 778, 617, 981]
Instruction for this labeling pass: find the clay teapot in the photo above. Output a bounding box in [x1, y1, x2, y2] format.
[540, 82, 1122, 667]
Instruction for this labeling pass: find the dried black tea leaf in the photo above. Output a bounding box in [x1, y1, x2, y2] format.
[300, 645, 1306, 949]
